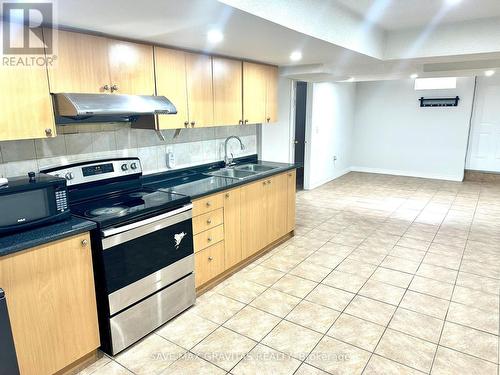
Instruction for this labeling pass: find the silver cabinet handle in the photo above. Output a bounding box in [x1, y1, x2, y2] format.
[184, 121, 189, 127]
[81, 239, 88, 247]
[111, 84, 119, 92]
[207, 218, 212, 225]
[208, 256, 213, 261]
[45, 128, 53, 136]
[103, 84, 110, 91]
[207, 237, 212, 242]
[190, 121, 195, 127]
[225, 193, 230, 198]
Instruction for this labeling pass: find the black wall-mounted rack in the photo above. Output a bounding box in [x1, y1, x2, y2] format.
[419, 96, 460, 107]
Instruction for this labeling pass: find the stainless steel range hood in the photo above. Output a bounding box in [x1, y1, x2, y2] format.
[52, 93, 177, 120]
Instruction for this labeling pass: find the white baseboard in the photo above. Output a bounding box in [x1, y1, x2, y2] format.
[304, 168, 351, 190]
[349, 166, 464, 182]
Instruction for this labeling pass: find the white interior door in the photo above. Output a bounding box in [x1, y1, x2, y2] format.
[466, 76, 500, 172]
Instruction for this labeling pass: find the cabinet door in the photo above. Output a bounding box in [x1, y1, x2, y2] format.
[243, 62, 267, 124]
[154, 47, 189, 129]
[0, 23, 55, 141]
[186, 53, 214, 127]
[223, 188, 242, 269]
[47, 29, 110, 93]
[266, 173, 288, 244]
[287, 170, 296, 233]
[265, 65, 279, 123]
[213, 57, 242, 126]
[195, 241, 225, 287]
[0, 233, 99, 375]
[108, 40, 155, 95]
[241, 179, 268, 258]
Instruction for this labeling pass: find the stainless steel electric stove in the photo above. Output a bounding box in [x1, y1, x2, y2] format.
[42, 158, 195, 355]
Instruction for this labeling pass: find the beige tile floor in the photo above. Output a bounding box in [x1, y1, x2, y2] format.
[79, 172, 500, 375]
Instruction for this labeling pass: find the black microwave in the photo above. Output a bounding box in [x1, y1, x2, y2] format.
[0, 173, 71, 234]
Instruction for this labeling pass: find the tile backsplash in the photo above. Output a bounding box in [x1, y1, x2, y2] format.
[0, 124, 259, 177]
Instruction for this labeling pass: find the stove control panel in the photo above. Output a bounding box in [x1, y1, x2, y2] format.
[43, 158, 143, 187]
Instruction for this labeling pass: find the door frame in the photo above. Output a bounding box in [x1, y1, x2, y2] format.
[289, 80, 313, 189]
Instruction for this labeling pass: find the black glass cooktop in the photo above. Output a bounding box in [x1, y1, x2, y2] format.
[71, 187, 189, 227]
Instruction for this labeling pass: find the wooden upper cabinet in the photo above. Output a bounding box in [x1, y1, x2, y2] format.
[0, 56, 55, 141]
[154, 47, 189, 129]
[0, 233, 99, 375]
[213, 57, 243, 126]
[265, 65, 279, 123]
[108, 40, 155, 95]
[243, 62, 267, 124]
[47, 29, 110, 93]
[186, 53, 214, 127]
[47, 29, 155, 95]
[0, 22, 54, 141]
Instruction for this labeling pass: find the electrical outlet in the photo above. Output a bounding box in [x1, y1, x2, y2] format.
[166, 148, 175, 168]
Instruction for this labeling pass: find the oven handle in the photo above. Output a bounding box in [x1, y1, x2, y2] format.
[101, 203, 192, 249]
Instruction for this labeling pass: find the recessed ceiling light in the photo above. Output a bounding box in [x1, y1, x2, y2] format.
[346, 77, 355, 82]
[410, 73, 419, 79]
[290, 51, 302, 62]
[207, 30, 223, 44]
[445, 0, 462, 5]
[485, 70, 496, 77]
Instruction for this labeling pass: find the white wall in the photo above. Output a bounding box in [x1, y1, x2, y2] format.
[305, 82, 356, 189]
[351, 78, 475, 181]
[260, 76, 293, 163]
[466, 76, 500, 172]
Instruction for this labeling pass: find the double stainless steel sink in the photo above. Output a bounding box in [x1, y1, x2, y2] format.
[206, 163, 278, 180]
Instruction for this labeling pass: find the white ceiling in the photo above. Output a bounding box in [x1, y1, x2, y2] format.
[334, 0, 500, 30]
[48, 0, 375, 67]
[5, 0, 499, 81]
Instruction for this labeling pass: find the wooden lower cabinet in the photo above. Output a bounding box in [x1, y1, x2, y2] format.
[287, 170, 297, 232]
[266, 173, 288, 244]
[192, 193, 224, 216]
[223, 188, 242, 268]
[194, 224, 224, 253]
[240, 179, 268, 259]
[195, 241, 225, 287]
[194, 170, 296, 289]
[192, 208, 224, 235]
[0, 233, 100, 375]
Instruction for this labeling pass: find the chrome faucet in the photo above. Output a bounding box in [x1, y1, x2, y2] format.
[224, 136, 245, 167]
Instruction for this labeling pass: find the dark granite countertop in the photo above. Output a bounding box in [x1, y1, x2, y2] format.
[143, 155, 298, 199]
[0, 216, 96, 257]
[0, 155, 296, 258]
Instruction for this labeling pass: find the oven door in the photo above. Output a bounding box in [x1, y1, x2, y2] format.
[101, 204, 193, 315]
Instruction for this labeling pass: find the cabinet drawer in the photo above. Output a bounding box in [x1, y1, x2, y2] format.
[195, 241, 225, 287]
[194, 224, 224, 252]
[193, 193, 224, 216]
[192, 208, 224, 235]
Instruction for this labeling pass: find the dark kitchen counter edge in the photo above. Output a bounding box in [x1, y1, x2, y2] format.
[0, 216, 97, 257]
[143, 154, 300, 199]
